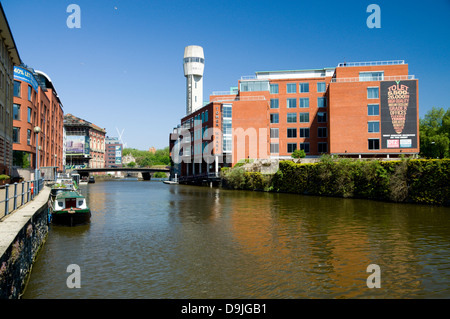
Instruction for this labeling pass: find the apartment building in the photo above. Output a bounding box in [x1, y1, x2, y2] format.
[170, 59, 419, 179]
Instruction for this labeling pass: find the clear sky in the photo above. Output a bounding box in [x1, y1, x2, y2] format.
[2, 0, 449, 150]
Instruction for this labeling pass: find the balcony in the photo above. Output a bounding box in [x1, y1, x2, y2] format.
[337, 60, 405, 67]
[330, 74, 415, 83]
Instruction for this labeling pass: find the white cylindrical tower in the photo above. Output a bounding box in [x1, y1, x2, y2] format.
[183, 45, 204, 115]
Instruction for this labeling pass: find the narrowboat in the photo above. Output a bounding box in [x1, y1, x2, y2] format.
[50, 190, 91, 226]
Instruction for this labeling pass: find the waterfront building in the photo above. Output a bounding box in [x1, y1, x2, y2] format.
[105, 136, 122, 168]
[13, 66, 64, 171]
[170, 55, 419, 180]
[64, 113, 106, 170]
[0, 3, 21, 175]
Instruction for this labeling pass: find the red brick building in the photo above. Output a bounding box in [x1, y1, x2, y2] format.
[170, 60, 419, 179]
[12, 66, 64, 171]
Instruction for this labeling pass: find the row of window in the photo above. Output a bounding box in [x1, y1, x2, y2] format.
[13, 81, 35, 101]
[270, 97, 327, 109]
[13, 127, 32, 145]
[270, 127, 327, 139]
[270, 112, 327, 124]
[270, 82, 327, 94]
[13, 104, 35, 123]
[270, 142, 328, 154]
[269, 138, 381, 153]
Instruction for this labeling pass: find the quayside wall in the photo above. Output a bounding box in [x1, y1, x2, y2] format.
[0, 187, 50, 299]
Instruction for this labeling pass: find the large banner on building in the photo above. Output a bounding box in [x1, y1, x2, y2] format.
[380, 80, 417, 149]
[66, 136, 90, 155]
[14, 66, 39, 91]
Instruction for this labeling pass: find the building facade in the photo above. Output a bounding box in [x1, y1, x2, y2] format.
[64, 113, 106, 170]
[0, 4, 21, 175]
[105, 136, 122, 168]
[13, 66, 64, 171]
[170, 59, 419, 179]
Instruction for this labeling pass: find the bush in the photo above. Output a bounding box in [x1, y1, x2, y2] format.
[270, 158, 450, 205]
[0, 175, 10, 181]
[291, 149, 306, 159]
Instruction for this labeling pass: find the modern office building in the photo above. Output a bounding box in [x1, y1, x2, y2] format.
[0, 3, 21, 175]
[105, 136, 122, 168]
[64, 113, 106, 170]
[170, 57, 419, 180]
[13, 66, 64, 171]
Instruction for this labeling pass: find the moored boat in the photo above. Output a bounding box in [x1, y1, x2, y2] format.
[50, 190, 91, 226]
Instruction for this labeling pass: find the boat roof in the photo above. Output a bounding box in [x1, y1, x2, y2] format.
[55, 191, 85, 199]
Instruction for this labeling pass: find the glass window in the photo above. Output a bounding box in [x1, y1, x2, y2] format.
[318, 127, 327, 138]
[317, 97, 327, 108]
[270, 128, 279, 138]
[13, 104, 20, 120]
[287, 128, 297, 138]
[317, 82, 326, 93]
[270, 143, 279, 153]
[299, 128, 310, 138]
[270, 99, 279, 109]
[367, 87, 379, 99]
[287, 98, 296, 108]
[287, 143, 297, 153]
[205, 110, 208, 122]
[368, 104, 379, 116]
[368, 139, 380, 150]
[287, 113, 297, 123]
[223, 105, 232, 118]
[223, 120, 232, 134]
[300, 143, 310, 153]
[287, 83, 296, 93]
[13, 80, 21, 97]
[240, 80, 269, 92]
[28, 86, 32, 101]
[360, 72, 384, 81]
[299, 98, 309, 108]
[270, 83, 279, 94]
[13, 127, 20, 143]
[299, 83, 309, 93]
[28, 107, 32, 123]
[318, 112, 327, 123]
[299, 112, 309, 123]
[318, 142, 327, 153]
[27, 129, 31, 145]
[368, 121, 380, 133]
[223, 137, 232, 152]
[270, 113, 279, 124]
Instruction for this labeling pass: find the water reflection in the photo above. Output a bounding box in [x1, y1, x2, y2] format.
[23, 181, 450, 299]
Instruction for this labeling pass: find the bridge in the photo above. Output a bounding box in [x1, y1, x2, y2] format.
[74, 167, 170, 180]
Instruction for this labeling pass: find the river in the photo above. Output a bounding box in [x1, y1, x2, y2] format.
[22, 179, 450, 298]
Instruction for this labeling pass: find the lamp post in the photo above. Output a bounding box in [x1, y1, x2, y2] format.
[34, 126, 41, 193]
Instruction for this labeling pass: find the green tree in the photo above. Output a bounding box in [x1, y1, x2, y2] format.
[420, 107, 450, 158]
[291, 149, 306, 159]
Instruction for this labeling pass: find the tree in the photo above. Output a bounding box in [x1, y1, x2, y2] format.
[291, 149, 306, 159]
[127, 161, 136, 168]
[419, 107, 450, 158]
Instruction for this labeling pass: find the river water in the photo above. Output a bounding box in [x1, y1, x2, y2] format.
[22, 179, 450, 299]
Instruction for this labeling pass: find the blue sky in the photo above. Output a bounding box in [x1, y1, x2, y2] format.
[2, 0, 449, 149]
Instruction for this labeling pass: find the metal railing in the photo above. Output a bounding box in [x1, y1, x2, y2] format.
[240, 75, 257, 80]
[330, 75, 415, 83]
[0, 178, 44, 219]
[210, 96, 267, 102]
[211, 91, 238, 96]
[337, 60, 405, 67]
